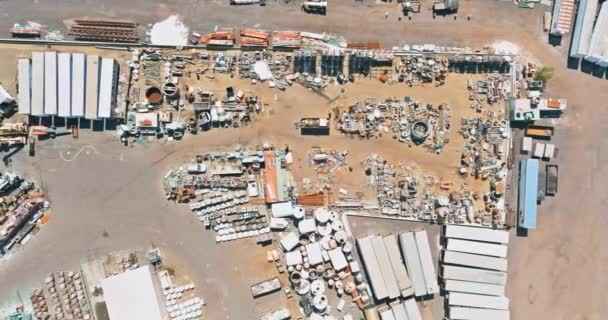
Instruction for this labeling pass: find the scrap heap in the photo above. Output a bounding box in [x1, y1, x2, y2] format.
[200, 29, 236, 46]
[0, 171, 49, 255]
[269, 205, 371, 318]
[239, 28, 270, 47]
[68, 19, 138, 42]
[459, 116, 509, 180]
[31, 271, 93, 320]
[336, 98, 451, 153]
[237, 52, 294, 90]
[395, 56, 448, 86]
[307, 147, 349, 175]
[467, 74, 512, 105]
[361, 154, 505, 226]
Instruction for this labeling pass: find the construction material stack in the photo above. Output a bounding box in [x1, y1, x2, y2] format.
[440, 225, 511, 320]
[68, 19, 139, 42]
[240, 29, 270, 47]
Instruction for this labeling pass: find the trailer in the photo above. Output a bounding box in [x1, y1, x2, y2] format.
[250, 277, 281, 298]
[44, 51, 58, 115]
[521, 136, 532, 154]
[442, 250, 508, 271]
[448, 292, 510, 310]
[441, 265, 507, 285]
[389, 301, 407, 320]
[371, 236, 400, 299]
[230, 0, 261, 4]
[546, 164, 558, 196]
[414, 230, 439, 295]
[443, 279, 505, 296]
[71, 53, 86, 117]
[544, 143, 555, 160]
[525, 125, 554, 139]
[449, 306, 510, 320]
[446, 239, 508, 258]
[533, 143, 545, 158]
[399, 232, 427, 297]
[300, 117, 330, 135]
[383, 235, 414, 297]
[31, 52, 44, 116]
[403, 298, 422, 320]
[357, 236, 389, 300]
[57, 53, 71, 117]
[444, 225, 509, 244]
[17, 59, 31, 115]
[378, 305, 396, 320]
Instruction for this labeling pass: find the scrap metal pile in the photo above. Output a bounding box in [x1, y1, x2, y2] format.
[0, 171, 49, 256]
[395, 56, 448, 86]
[163, 151, 271, 242]
[270, 206, 371, 318]
[467, 74, 512, 106]
[362, 154, 505, 227]
[68, 19, 138, 42]
[31, 271, 92, 320]
[336, 98, 451, 152]
[238, 51, 295, 90]
[459, 116, 509, 180]
[307, 147, 349, 175]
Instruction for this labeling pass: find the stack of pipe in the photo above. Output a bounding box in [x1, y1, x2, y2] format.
[68, 19, 138, 42]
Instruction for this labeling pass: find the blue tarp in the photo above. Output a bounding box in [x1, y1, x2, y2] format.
[519, 159, 539, 229]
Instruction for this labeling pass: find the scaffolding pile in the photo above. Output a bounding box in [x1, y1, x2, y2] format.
[68, 19, 138, 42]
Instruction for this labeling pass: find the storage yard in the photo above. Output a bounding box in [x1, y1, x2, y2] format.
[0, 0, 606, 320]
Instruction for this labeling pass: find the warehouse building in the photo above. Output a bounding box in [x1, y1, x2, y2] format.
[17, 51, 119, 120]
[101, 265, 167, 320]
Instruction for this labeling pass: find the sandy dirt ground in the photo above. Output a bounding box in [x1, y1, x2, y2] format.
[0, 0, 606, 320]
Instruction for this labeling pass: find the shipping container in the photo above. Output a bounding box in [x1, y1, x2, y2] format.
[71, 53, 86, 117]
[399, 232, 427, 297]
[444, 225, 509, 244]
[31, 52, 44, 116]
[448, 292, 510, 310]
[57, 53, 71, 117]
[378, 305, 396, 320]
[403, 298, 422, 320]
[383, 235, 414, 297]
[442, 250, 508, 271]
[533, 143, 545, 158]
[449, 306, 510, 320]
[371, 236, 400, 300]
[389, 301, 407, 320]
[446, 239, 508, 258]
[357, 236, 388, 300]
[44, 51, 58, 115]
[525, 125, 554, 139]
[521, 136, 532, 154]
[17, 59, 31, 114]
[441, 265, 507, 285]
[544, 143, 555, 159]
[85, 55, 100, 119]
[443, 279, 505, 296]
[414, 230, 439, 295]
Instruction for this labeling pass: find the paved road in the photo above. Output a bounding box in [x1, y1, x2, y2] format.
[0, 0, 606, 319]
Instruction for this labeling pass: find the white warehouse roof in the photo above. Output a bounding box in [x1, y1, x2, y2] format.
[101, 265, 166, 320]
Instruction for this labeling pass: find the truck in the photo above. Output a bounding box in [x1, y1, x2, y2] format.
[525, 125, 554, 139]
[250, 277, 281, 298]
[546, 164, 558, 196]
[442, 250, 508, 271]
[433, 0, 459, 15]
[441, 265, 507, 285]
[446, 239, 508, 258]
[302, 1, 327, 15]
[444, 224, 509, 244]
[448, 292, 510, 310]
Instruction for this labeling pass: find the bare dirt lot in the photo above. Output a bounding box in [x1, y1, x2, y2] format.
[0, 1, 606, 320]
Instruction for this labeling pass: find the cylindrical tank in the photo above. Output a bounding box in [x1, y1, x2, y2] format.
[145, 87, 163, 104]
[162, 82, 179, 98]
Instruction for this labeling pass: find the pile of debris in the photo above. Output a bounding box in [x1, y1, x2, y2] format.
[459, 116, 509, 180]
[360, 154, 506, 227]
[238, 52, 294, 90]
[467, 74, 512, 106]
[307, 147, 349, 174]
[0, 171, 49, 256]
[395, 56, 448, 86]
[269, 205, 371, 318]
[336, 98, 451, 153]
[31, 271, 93, 320]
[163, 149, 272, 242]
[68, 19, 138, 42]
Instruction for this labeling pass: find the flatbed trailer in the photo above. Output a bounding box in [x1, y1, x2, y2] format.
[443, 225, 509, 244]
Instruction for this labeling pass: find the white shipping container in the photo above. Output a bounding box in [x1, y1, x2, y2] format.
[403, 298, 422, 320]
[444, 225, 510, 244]
[383, 235, 414, 297]
[544, 143, 555, 159]
[414, 230, 439, 295]
[57, 53, 71, 117]
[31, 52, 45, 116]
[533, 142, 545, 158]
[44, 51, 58, 115]
[389, 302, 408, 320]
[449, 306, 510, 320]
[443, 279, 505, 296]
[399, 232, 427, 297]
[448, 292, 510, 310]
[378, 306, 396, 320]
[71, 53, 86, 117]
[441, 265, 507, 285]
[371, 236, 400, 299]
[521, 136, 532, 153]
[442, 250, 508, 271]
[357, 236, 388, 300]
[446, 239, 508, 258]
[17, 59, 31, 114]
